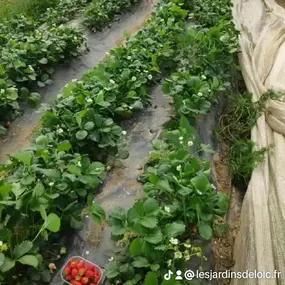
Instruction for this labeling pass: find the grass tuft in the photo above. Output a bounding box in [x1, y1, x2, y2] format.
[218, 90, 278, 188]
[0, 0, 59, 20]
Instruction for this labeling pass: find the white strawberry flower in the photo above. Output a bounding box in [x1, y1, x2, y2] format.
[176, 165, 182, 171]
[164, 206, 170, 213]
[188, 141, 193, 147]
[170, 237, 179, 245]
[174, 251, 183, 259]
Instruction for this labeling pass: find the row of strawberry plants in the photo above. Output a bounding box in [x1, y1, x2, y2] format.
[42, 0, 88, 26]
[0, 0, 145, 133]
[104, 0, 239, 284]
[0, 1, 189, 284]
[0, 15, 84, 133]
[191, 0, 268, 190]
[106, 117, 228, 284]
[84, 0, 140, 31]
[38, 0, 188, 161]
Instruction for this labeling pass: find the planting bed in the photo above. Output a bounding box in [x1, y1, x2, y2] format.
[0, 0, 252, 284]
[0, 0, 144, 136]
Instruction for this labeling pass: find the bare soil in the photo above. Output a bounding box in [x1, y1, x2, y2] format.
[211, 143, 243, 285]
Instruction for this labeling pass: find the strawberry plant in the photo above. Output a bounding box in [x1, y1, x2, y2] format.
[163, 72, 223, 118]
[0, 0, 239, 283]
[0, 1, 190, 282]
[0, 26, 84, 87]
[0, 15, 84, 124]
[0, 65, 20, 121]
[43, 0, 88, 25]
[104, 0, 239, 283]
[106, 118, 228, 284]
[84, 0, 139, 31]
[37, 0, 188, 161]
[193, 0, 232, 27]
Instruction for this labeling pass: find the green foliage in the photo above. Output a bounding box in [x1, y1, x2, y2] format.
[161, 7, 238, 120]
[0, 65, 20, 121]
[106, 118, 228, 284]
[43, 0, 88, 25]
[163, 72, 222, 118]
[84, 0, 139, 30]
[192, 0, 233, 27]
[0, 0, 189, 283]
[0, 15, 84, 124]
[105, 0, 237, 283]
[0, 0, 238, 283]
[219, 91, 277, 187]
[229, 140, 268, 187]
[0, 25, 84, 85]
[38, 0, 188, 160]
[0, 141, 106, 282]
[0, 0, 59, 20]
[218, 92, 260, 142]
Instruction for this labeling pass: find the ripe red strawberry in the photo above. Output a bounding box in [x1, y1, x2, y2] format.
[71, 268, 78, 278]
[90, 283, 96, 285]
[74, 281, 81, 285]
[76, 260, 84, 269]
[65, 275, 72, 281]
[64, 266, 71, 276]
[78, 267, 87, 276]
[85, 270, 94, 278]
[70, 260, 78, 268]
[95, 275, 100, 282]
[81, 277, 89, 284]
[70, 281, 76, 285]
[86, 264, 95, 271]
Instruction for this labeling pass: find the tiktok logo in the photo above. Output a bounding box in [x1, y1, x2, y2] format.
[164, 270, 173, 280]
[164, 270, 184, 280]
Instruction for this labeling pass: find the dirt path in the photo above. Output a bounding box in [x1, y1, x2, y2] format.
[0, 0, 156, 163]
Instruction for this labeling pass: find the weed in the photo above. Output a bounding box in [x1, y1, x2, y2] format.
[218, 92, 259, 142]
[229, 140, 268, 188]
[218, 90, 278, 187]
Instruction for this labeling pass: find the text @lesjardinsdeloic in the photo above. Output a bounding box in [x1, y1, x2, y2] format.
[164, 269, 282, 281]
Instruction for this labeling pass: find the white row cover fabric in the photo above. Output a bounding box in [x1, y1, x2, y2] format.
[232, 0, 285, 284]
